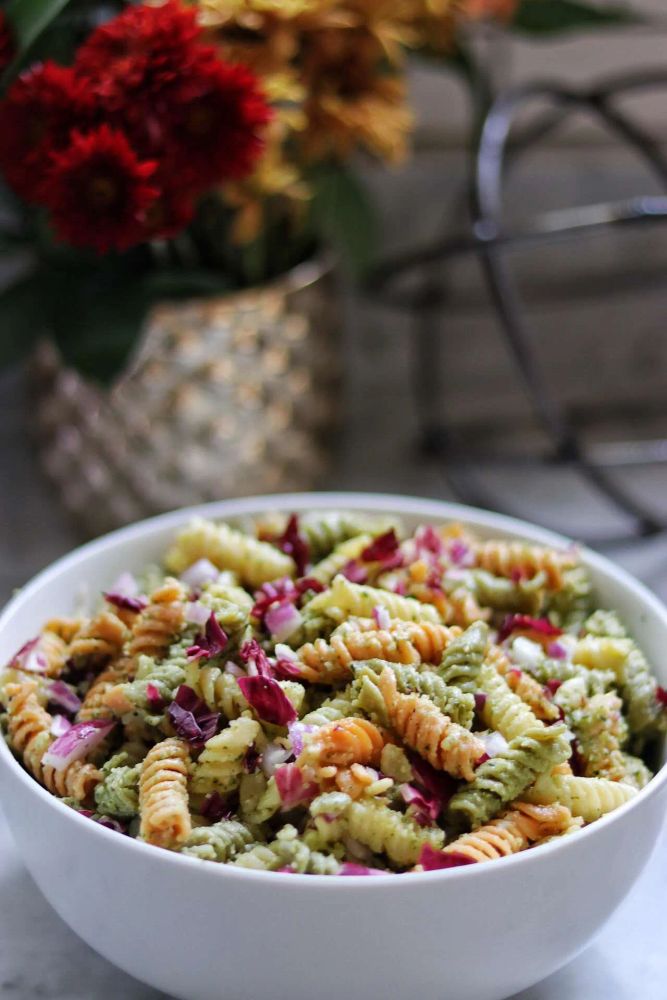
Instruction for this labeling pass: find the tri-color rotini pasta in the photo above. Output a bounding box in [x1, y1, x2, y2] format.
[1, 511, 665, 875]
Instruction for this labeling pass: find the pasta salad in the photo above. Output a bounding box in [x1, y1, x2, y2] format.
[2, 512, 665, 875]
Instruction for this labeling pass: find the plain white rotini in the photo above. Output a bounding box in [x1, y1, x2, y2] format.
[523, 771, 637, 822]
[304, 575, 441, 625]
[191, 717, 260, 795]
[165, 518, 295, 587]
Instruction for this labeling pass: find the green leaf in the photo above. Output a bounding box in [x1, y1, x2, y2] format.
[0, 270, 44, 367]
[309, 163, 378, 277]
[5, 0, 74, 54]
[512, 0, 640, 34]
[35, 254, 233, 384]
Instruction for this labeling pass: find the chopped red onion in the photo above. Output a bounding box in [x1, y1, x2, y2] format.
[547, 641, 568, 660]
[445, 567, 468, 583]
[288, 721, 314, 757]
[50, 715, 72, 738]
[400, 783, 440, 825]
[414, 525, 445, 557]
[373, 605, 392, 630]
[252, 577, 296, 619]
[418, 845, 476, 871]
[224, 661, 246, 678]
[276, 514, 310, 577]
[146, 682, 165, 712]
[180, 558, 220, 589]
[338, 863, 386, 876]
[244, 745, 262, 773]
[277, 866, 296, 874]
[474, 691, 487, 713]
[274, 763, 318, 809]
[96, 816, 127, 834]
[47, 680, 82, 714]
[239, 639, 273, 678]
[184, 601, 211, 627]
[186, 613, 228, 661]
[42, 719, 115, 772]
[570, 737, 587, 776]
[261, 742, 293, 776]
[341, 559, 368, 584]
[9, 637, 48, 674]
[409, 753, 457, 809]
[478, 731, 508, 758]
[109, 571, 140, 598]
[657, 686, 667, 708]
[265, 601, 303, 642]
[545, 678, 563, 696]
[497, 615, 562, 645]
[237, 675, 298, 726]
[448, 538, 474, 567]
[104, 591, 147, 613]
[104, 571, 147, 612]
[476, 752, 491, 766]
[167, 685, 220, 747]
[251, 576, 324, 622]
[201, 792, 233, 822]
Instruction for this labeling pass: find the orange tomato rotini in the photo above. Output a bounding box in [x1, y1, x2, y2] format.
[486, 645, 560, 723]
[68, 610, 128, 667]
[295, 621, 461, 684]
[437, 801, 573, 863]
[128, 578, 185, 660]
[300, 717, 386, 769]
[77, 665, 128, 722]
[379, 668, 486, 781]
[471, 540, 577, 590]
[139, 737, 191, 849]
[43, 617, 84, 644]
[4, 680, 101, 801]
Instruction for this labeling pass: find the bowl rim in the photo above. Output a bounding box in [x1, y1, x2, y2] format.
[1, 490, 666, 887]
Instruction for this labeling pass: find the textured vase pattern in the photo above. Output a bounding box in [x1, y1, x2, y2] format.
[31, 260, 340, 536]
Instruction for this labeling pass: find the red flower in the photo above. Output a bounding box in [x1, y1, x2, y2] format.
[0, 62, 93, 201]
[143, 168, 196, 239]
[73, 0, 201, 111]
[72, 1, 270, 193]
[165, 53, 271, 188]
[0, 12, 15, 74]
[43, 126, 158, 253]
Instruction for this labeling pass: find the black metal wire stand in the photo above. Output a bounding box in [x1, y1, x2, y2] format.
[369, 68, 667, 541]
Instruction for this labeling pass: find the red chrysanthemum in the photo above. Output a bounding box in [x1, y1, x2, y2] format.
[0, 62, 94, 201]
[73, 0, 201, 111]
[43, 126, 158, 254]
[166, 52, 272, 190]
[0, 12, 15, 74]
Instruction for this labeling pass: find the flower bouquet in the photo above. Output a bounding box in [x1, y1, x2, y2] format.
[0, 0, 634, 532]
[0, 0, 635, 381]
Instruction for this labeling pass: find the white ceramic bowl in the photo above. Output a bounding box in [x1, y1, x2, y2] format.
[1, 493, 666, 1000]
